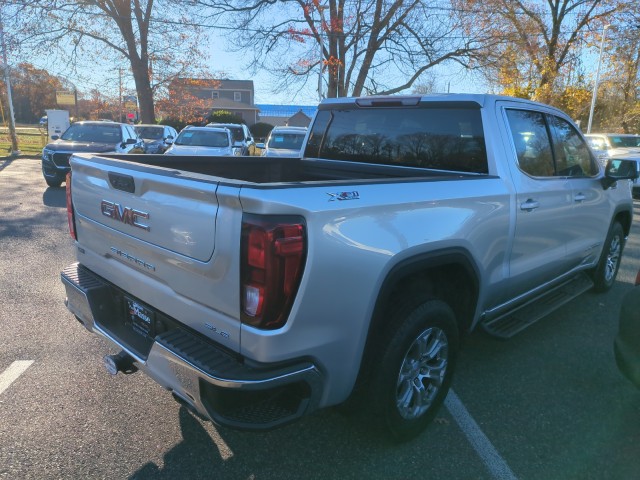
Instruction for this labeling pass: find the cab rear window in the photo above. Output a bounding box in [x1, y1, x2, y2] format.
[304, 106, 488, 174]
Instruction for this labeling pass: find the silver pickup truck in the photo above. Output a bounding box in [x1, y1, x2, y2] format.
[61, 94, 637, 442]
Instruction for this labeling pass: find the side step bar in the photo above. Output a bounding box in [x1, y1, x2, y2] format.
[481, 273, 594, 339]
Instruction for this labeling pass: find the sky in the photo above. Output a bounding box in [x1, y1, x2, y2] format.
[16, 26, 487, 109]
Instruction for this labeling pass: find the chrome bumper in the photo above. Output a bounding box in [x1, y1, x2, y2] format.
[61, 262, 323, 430]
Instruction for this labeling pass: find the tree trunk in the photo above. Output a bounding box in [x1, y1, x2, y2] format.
[131, 57, 155, 123]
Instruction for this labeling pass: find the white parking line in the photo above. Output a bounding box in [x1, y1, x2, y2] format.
[0, 361, 34, 396]
[446, 389, 518, 480]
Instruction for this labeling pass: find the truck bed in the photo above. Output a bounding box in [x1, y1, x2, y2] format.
[100, 154, 478, 185]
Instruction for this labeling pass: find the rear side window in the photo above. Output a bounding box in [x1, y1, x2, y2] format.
[305, 106, 488, 173]
[548, 116, 598, 177]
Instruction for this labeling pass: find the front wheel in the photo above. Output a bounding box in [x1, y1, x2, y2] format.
[369, 296, 459, 442]
[592, 221, 624, 293]
[45, 177, 62, 188]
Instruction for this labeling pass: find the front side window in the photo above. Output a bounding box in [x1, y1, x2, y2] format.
[506, 109, 555, 177]
[548, 115, 598, 177]
[305, 106, 488, 173]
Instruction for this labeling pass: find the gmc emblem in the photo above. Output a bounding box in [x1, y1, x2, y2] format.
[100, 200, 150, 231]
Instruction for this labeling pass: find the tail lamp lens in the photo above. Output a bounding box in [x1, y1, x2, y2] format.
[65, 172, 77, 240]
[241, 214, 306, 330]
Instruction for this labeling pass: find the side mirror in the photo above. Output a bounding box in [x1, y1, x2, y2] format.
[51, 135, 60, 141]
[165, 136, 174, 145]
[125, 138, 137, 145]
[602, 158, 639, 190]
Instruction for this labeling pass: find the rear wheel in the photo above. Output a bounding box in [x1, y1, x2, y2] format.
[592, 221, 624, 292]
[369, 296, 459, 442]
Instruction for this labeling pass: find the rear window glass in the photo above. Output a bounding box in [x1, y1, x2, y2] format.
[268, 133, 306, 150]
[135, 127, 164, 140]
[305, 106, 488, 173]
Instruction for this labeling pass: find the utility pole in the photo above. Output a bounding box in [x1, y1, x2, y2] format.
[587, 25, 610, 134]
[0, 9, 19, 155]
[119, 68, 123, 123]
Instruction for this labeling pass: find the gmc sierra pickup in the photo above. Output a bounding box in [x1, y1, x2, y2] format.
[61, 94, 638, 442]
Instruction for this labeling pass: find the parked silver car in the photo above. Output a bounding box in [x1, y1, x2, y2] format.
[586, 133, 640, 164]
[206, 122, 256, 155]
[164, 126, 239, 156]
[261, 126, 308, 157]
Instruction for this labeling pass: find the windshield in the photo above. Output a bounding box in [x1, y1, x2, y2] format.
[268, 132, 306, 150]
[609, 135, 640, 148]
[135, 126, 164, 140]
[60, 124, 122, 143]
[175, 130, 230, 147]
[227, 127, 244, 142]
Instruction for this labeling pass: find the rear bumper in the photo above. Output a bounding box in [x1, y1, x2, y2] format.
[61, 262, 323, 430]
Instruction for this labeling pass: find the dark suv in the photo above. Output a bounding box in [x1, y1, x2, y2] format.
[41, 121, 143, 187]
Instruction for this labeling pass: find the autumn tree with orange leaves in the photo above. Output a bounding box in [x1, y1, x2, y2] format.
[155, 78, 222, 127]
[0, 63, 65, 122]
[458, 0, 622, 107]
[198, 0, 492, 98]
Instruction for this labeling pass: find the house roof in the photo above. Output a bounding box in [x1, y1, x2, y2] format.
[256, 104, 318, 118]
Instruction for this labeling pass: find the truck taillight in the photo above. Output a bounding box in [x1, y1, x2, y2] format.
[66, 172, 77, 240]
[241, 214, 306, 330]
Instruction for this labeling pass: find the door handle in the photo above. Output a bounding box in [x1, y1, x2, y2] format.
[574, 193, 586, 203]
[520, 199, 540, 211]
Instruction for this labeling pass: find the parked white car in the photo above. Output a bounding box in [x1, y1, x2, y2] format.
[261, 126, 308, 157]
[586, 133, 640, 164]
[164, 126, 239, 156]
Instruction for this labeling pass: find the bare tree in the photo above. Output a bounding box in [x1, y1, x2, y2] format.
[199, 0, 491, 99]
[12, 0, 209, 123]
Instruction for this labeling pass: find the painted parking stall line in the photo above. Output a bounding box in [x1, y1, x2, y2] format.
[446, 389, 518, 480]
[0, 361, 34, 396]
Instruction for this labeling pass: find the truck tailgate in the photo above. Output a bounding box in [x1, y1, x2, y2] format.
[69, 154, 243, 353]
[71, 155, 218, 261]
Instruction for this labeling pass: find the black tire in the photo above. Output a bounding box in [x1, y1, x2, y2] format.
[368, 296, 459, 442]
[45, 177, 62, 188]
[592, 221, 624, 293]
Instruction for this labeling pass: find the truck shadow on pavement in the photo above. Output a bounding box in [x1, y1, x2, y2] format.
[42, 186, 66, 208]
[130, 406, 221, 480]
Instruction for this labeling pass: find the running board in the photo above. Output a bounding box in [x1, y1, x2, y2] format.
[481, 273, 594, 339]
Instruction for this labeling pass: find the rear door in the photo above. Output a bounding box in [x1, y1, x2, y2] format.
[501, 107, 575, 299]
[547, 114, 611, 269]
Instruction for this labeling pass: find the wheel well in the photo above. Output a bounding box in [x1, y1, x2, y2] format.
[351, 255, 479, 398]
[615, 210, 632, 238]
[382, 263, 478, 337]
